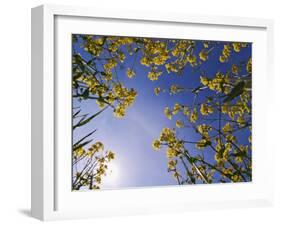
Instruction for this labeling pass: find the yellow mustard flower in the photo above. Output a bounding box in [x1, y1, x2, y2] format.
[168, 160, 177, 170]
[232, 43, 241, 52]
[182, 106, 190, 116]
[154, 87, 161, 96]
[172, 103, 181, 115]
[176, 120, 184, 128]
[148, 71, 162, 81]
[222, 123, 232, 133]
[118, 52, 126, 62]
[159, 128, 176, 143]
[140, 56, 150, 66]
[232, 64, 239, 75]
[114, 105, 126, 118]
[152, 139, 161, 150]
[74, 147, 85, 158]
[237, 115, 246, 127]
[166, 148, 178, 159]
[219, 55, 226, 63]
[200, 76, 209, 86]
[187, 54, 197, 64]
[104, 58, 117, 72]
[200, 103, 214, 116]
[96, 99, 106, 109]
[199, 49, 208, 61]
[190, 108, 198, 123]
[170, 85, 180, 94]
[92, 142, 104, 152]
[164, 107, 172, 120]
[173, 171, 181, 179]
[107, 151, 115, 161]
[196, 139, 210, 149]
[197, 124, 212, 136]
[126, 68, 135, 78]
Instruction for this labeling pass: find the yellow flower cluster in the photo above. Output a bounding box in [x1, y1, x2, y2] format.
[214, 138, 232, 164]
[195, 124, 212, 150]
[118, 52, 126, 62]
[74, 141, 106, 159]
[73, 139, 116, 190]
[152, 50, 170, 66]
[107, 150, 115, 161]
[167, 148, 179, 159]
[197, 124, 212, 137]
[168, 159, 177, 170]
[114, 105, 126, 118]
[91, 141, 104, 151]
[247, 58, 252, 73]
[106, 37, 135, 53]
[199, 49, 208, 61]
[186, 54, 197, 64]
[82, 77, 106, 97]
[126, 68, 135, 78]
[152, 139, 161, 150]
[172, 103, 182, 115]
[154, 87, 161, 96]
[140, 39, 170, 67]
[231, 64, 239, 75]
[112, 83, 137, 118]
[173, 171, 181, 179]
[74, 147, 85, 158]
[176, 120, 184, 128]
[201, 73, 230, 94]
[190, 108, 198, 123]
[196, 139, 211, 150]
[222, 123, 232, 133]
[83, 37, 104, 56]
[200, 76, 209, 86]
[164, 107, 172, 120]
[159, 128, 174, 142]
[232, 42, 242, 52]
[200, 103, 214, 116]
[147, 71, 162, 81]
[170, 85, 181, 95]
[170, 40, 197, 69]
[221, 100, 250, 121]
[158, 129, 184, 157]
[219, 44, 231, 63]
[165, 62, 179, 73]
[237, 115, 246, 127]
[140, 56, 151, 67]
[219, 42, 247, 63]
[171, 40, 192, 57]
[222, 167, 243, 182]
[104, 58, 117, 72]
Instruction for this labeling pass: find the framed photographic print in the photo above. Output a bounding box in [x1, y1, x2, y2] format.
[31, 4, 274, 221]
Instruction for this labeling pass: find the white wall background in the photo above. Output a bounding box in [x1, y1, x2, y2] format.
[0, 0, 280, 225]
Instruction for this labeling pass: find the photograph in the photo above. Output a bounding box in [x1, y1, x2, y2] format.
[71, 34, 252, 191]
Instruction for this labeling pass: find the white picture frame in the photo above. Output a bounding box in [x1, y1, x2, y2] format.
[31, 4, 274, 221]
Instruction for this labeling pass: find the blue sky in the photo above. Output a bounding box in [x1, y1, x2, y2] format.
[72, 36, 252, 189]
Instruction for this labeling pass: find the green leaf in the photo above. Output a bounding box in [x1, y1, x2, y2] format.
[73, 130, 97, 148]
[73, 107, 108, 129]
[73, 109, 81, 118]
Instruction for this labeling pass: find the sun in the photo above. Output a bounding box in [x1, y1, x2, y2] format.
[103, 162, 120, 186]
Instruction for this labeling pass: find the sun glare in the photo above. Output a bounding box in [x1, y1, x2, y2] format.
[103, 162, 120, 186]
